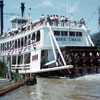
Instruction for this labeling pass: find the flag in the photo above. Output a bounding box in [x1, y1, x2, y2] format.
[33, 43, 36, 49]
[27, 45, 31, 50]
[15, 49, 17, 53]
[11, 49, 14, 54]
[8, 50, 11, 54]
[19, 48, 22, 53]
[23, 46, 27, 52]
[2, 51, 4, 54]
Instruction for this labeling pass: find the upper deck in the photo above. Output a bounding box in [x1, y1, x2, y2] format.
[0, 17, 89, 42]
[0, 16, 94, 57]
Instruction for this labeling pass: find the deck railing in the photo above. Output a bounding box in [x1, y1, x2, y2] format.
[0, 20, 86, 41]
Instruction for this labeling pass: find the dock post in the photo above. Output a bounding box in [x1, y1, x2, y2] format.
[7, 55, 12, 81]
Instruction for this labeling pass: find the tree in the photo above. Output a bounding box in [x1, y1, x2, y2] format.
[91, 32, 100, 49]
[0, 61, 8, 78]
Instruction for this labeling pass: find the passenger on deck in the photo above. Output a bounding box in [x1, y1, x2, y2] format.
[55, 15, 59, 26]
[65, 17, 68, 26]
[53, 15, 56, 25]
[40, 14, 45, 24]
[60, 16, 65, 26]
[50, 15, 53, 26]
[47, 15, 51, 25]
[80, 18, 84, 24]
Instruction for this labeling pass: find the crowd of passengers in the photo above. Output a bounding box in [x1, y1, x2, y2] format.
[40, 14, 85, 26]
[57, 51, 100, 77]
[1, 14, 85, 39]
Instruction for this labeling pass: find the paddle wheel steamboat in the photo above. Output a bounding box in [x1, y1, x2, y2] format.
[0, 3, 100, 78]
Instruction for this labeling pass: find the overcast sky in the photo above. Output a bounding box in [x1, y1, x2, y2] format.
[3, 0, 100, 34]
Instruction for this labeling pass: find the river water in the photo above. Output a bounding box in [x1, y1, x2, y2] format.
[0, 74, 100, 100]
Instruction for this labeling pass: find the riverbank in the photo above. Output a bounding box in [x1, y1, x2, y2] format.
[0, 79, 25, 97]
[0, 77, 37, 97]
[0, 79, 12, 91]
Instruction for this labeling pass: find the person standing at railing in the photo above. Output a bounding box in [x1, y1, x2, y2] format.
[50, 15, 53, 26]
[40, 14, 45, 25]
[47, 15, 51, 25]
[60, 16, 65, 26]
[65, 17, 68, 26]
[55, 15, 59, 26]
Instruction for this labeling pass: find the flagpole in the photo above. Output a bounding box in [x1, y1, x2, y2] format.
[29, 8, 32, 31]
[67, 0, 69, 18]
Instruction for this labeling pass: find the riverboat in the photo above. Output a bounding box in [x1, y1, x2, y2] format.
[0, 3, 100, 77]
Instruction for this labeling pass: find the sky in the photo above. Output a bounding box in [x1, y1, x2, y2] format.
[3, 0, 100, 34]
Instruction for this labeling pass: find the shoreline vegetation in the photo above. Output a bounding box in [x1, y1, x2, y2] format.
[0, 61, 8, 78]
[0, 60, 23, 96]
[91, 32, 100, 49]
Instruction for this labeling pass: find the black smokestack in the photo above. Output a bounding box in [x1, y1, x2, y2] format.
[0, 0, 4, 35]
[21, 2, 25, 17]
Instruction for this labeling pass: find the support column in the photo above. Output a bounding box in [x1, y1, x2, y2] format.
[7, 55, 12, 81]
[0, 0, 4, 35]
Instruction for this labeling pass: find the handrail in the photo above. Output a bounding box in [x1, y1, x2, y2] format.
[0, 20, 85, 41]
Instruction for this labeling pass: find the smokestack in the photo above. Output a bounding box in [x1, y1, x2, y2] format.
[21, 2, 25, 17]
[0, 0, 4, 35]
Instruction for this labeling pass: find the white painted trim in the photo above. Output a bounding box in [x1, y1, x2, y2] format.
[47, 23, 66, 66]
[31, 65, 73, 74]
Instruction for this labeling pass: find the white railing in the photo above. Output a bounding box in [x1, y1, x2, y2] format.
[0, 20, 85, 41]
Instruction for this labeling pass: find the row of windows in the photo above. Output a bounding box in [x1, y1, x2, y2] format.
[54, 31, 82, 37]
[0, 31, 40, 51]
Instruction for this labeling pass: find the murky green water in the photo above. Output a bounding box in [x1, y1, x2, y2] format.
[0, 74, 100, 100]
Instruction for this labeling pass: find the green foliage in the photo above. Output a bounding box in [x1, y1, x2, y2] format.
[91, 32, 100, 49]
[0, 61, 8, 78]
[12, 72, 22, 82]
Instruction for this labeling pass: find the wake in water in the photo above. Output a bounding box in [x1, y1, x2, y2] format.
[75, 73, 100, 81]
[60, 73, 100, 82]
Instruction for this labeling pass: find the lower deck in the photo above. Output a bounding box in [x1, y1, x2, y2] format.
[0, 46, 100, 77]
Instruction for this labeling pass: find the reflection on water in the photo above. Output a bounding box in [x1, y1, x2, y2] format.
[1, 74, 100, 100]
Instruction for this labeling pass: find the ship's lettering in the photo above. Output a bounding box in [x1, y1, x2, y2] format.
[32, 55, 38, 61]
[56, 37, 81, 42]
[56, 37, 66, 41]
[69, 38, 81, 42]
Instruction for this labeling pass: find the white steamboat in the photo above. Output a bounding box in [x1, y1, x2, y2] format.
[0, 3, 98, 77]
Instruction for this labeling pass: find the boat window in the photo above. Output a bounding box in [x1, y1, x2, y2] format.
[61, 31, 68, 36]
[79, 32, 82, 36]
[11, 41, 14, 49]
[18, 55, 23, 64]
[18, 39, 20, 48]
[37, 31, 40, 42]
[76, 32, 82, 37]
[12, 56, 16, 64]
[9, 41, 11, 49]
[21, 38, 23, 47]
[2, 43, 4, 51]
[24, 36, 27, 46]
[28, 35, 31, 45]
[24, 53, 30, 64]
[1, 44, 2, 50]
[15, 40, 17, 48]
[69, 32, 75, 36]
[54, 31, 60, 36]
[7, 42, 9, 50]
[5, 43, 7, 50]
[1, 44, 2, 51]
[2, 44, 3, 51]
[32, 33, 35, 41]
